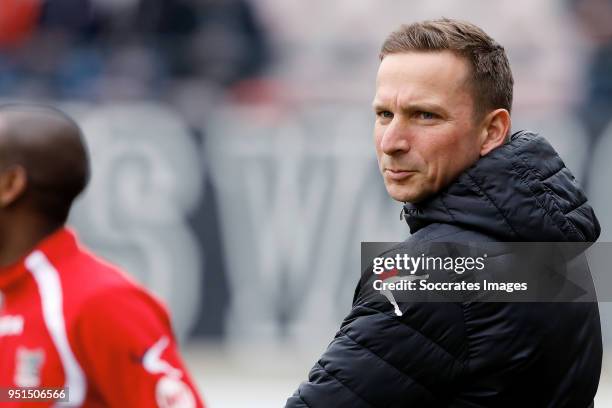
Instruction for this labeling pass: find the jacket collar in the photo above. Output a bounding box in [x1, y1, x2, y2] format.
[0, 227, 79, 290]
[403, 130, 600, 242]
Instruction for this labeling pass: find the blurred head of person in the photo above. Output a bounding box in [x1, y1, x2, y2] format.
[0, 105, 89, 266]
[373, 18, 513, 204]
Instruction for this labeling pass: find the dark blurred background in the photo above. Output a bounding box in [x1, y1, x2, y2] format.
[1, 0, 611, 406]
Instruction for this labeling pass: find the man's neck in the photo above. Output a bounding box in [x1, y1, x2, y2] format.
[0, 217, 61, 268]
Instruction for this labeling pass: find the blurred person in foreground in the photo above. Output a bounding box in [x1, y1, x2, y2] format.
[0, 104, 204, 407]
[287, 19, 601, 407]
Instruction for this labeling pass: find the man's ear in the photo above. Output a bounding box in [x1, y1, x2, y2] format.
[0, 165, 27, 208]
[479, 109, 511, 156]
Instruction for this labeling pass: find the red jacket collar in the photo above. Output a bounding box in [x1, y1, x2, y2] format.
[0, 227, 79, 290]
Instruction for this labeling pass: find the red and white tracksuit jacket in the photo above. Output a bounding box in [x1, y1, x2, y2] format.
[0, 227, 205, 407]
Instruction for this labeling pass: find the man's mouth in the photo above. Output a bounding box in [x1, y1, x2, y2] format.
[384, 169, 415, 181]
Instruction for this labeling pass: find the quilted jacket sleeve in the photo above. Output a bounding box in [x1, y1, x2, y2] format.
[286, 301, 467, 408]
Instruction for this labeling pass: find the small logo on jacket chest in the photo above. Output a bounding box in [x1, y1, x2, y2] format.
[15, 347, 45, 387]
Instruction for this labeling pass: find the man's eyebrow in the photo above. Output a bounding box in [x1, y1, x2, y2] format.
[402, 102, 446, 113]
[372, 100, 448, 114]
[372, 100, 388, 110]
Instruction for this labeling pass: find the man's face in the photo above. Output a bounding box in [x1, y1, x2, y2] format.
[0, 128, 22, 215]
[373, 51, 484, 203]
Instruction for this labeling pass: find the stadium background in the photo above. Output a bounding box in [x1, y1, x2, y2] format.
[1, 0, 611, 406]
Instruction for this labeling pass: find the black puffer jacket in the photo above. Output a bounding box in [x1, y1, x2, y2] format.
[286, 131, 602, 408]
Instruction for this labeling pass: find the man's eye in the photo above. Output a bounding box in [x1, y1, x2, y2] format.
[377, 111, 393, 119]
[417, 111, 436, 120]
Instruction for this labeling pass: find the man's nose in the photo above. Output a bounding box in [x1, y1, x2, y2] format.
[380, 119, 410, 155]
